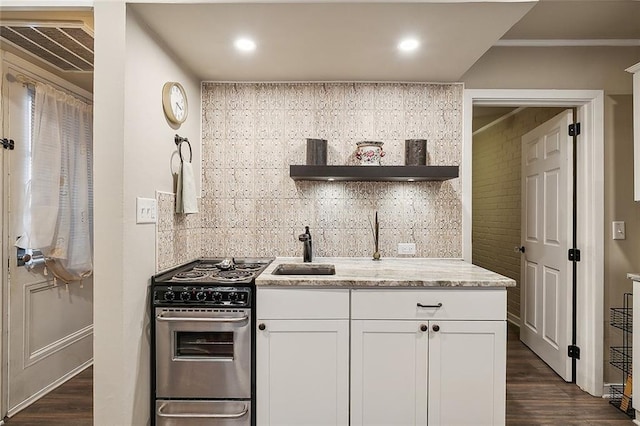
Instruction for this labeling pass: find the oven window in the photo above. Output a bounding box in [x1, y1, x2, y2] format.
[175, 331, 234, 358]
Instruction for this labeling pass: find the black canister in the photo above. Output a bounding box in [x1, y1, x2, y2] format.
[306, 138, 328, 165]
[405, 139, 427, 165]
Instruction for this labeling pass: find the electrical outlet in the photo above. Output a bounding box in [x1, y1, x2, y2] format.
[398, 243, 416, 255]
[612, 221, 626, 240]
[136, 197, 157, 224]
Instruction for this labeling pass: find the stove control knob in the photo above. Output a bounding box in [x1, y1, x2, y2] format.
[163, 291, 176, 301]
[228, 292, 238, 302]
[212, 292, 222, 302]
[180, 291, 191, 301]
[196, 291, 207, 302]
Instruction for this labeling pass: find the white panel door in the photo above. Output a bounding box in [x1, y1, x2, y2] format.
[351, 320, 428, 426]
[427, 320, 506, 426]
[256, 319, 349, 426]
[520, 110, 573, 381]
[2, 63, 93, 416]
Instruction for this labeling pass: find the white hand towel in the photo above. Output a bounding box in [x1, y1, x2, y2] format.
[176, 160, 198, 214]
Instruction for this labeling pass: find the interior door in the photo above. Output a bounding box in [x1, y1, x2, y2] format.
[2, 63, 93, 416]
[520, 110, 573, 381]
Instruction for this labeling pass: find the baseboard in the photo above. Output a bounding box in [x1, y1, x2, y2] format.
[507, 312, 520, 327]
[601, 382, 621, 399]
[7, 358, 93, 418]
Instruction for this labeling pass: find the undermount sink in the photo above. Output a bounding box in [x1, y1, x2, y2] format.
[272, 263, 336, 275]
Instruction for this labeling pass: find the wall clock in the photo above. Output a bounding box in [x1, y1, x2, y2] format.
[162, 82, 188, 125]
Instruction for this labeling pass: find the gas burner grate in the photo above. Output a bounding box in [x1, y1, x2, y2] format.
[193, 263, 220, 272]
[235, 264, 263, 271]
[216, 270, 254, 281]
[172, 271, 209, 281]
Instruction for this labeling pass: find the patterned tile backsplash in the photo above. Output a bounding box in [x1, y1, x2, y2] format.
[158, 82, 463, 270]
[156, 192, 202, 271]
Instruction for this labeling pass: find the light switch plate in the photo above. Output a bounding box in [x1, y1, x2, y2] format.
[136, 197, 157, 224]
[612, 221, 626, 240]
[398, 243, 416, 255]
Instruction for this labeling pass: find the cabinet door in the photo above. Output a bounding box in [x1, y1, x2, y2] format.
[351, 320, 428, 426]
[256, 319, 349, 426]
[428, 321, 506, 426]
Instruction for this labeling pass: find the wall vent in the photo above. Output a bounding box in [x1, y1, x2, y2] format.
[0, 20, 93, 72]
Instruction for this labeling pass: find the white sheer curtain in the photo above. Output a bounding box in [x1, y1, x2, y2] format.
[16, 82, 93, 283]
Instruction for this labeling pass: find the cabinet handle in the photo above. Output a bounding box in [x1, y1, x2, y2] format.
[258, 323, 266, 331]
[417, 302, 443, 308]
[432, 324, 440, 332]
[420, 324, 428, 332]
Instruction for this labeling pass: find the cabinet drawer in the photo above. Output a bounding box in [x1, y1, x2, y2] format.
[257, 288, 350, 319]
[351, 288, 506, 321]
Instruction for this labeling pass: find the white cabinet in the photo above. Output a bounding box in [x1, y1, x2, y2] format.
[428, 320, 506, 426]
[351, 320, 429, 426]
[351, 289, 506, 426]
[256, 288, 350, 426]
[627, 62, 640, 200]
[257, 287, 507, 426]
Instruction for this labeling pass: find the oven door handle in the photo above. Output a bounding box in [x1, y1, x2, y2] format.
[157, 402, 249, 419]
[156, 314, 249, 323]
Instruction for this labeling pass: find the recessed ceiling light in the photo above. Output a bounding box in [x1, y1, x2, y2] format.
[398, 38, 420, 52]
[234, 37, 256, 52]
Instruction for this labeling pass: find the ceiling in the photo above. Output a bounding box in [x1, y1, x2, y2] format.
[132, 2, 536, 82]
[1, 1, 639, 93]
[132, 0, 640, 83]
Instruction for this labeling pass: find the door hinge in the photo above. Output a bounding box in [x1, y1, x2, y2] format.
[568, 345, 581, 359]
[568, 248, 581, 262]
[568, 123, 581, 137]
[1, 138, 15, 150]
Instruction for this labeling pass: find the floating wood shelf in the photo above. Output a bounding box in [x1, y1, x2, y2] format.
[289, 165, 459, 182]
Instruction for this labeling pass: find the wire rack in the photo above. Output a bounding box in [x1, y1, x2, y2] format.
[609, 292, 633, 417]
[610, 384, 634, 417]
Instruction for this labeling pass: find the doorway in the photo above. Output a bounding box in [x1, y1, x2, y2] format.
[1, 51, 94, 418]
[464, 89, 605, 396]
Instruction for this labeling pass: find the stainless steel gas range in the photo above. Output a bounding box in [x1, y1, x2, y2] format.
[151, 257, 273, 426]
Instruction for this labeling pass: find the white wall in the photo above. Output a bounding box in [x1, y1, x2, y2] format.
[463, 46, 640, 94]
[94, 2, 200, 424]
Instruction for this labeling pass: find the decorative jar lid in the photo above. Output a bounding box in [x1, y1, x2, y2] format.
[356, 141, 384, 147]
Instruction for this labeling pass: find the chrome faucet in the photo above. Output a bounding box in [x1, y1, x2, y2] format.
[298, 226, 313, 262]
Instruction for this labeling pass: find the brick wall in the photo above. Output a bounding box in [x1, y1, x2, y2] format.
[472, 107, 565, 321]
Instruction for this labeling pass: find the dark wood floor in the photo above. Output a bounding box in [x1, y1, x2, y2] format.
[3, 367, 92, 425]
[506, 324, 632, 425]
[3, 326, 634, 425]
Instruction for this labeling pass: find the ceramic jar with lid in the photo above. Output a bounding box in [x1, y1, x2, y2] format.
[355, 141, 385, 165]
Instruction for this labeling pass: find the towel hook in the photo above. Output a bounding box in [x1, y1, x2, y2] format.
[174, 134, 192, 163]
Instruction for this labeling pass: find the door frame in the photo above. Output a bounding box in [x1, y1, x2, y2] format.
[462, 89, 604, 396]
[0, 53, 9, 423]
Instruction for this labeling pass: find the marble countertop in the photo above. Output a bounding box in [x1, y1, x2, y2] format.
[627, 273, 640, 281]
[256, 257, 516, 288]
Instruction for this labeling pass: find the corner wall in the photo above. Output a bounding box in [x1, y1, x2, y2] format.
[603, 95, 638, 384]
[93, 3, 201, 424]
